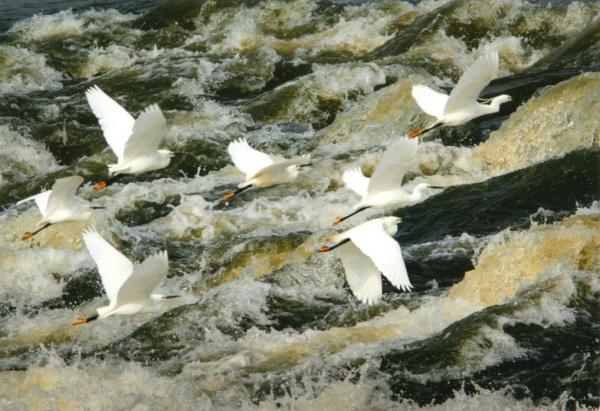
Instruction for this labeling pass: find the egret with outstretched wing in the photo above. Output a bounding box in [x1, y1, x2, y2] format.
[18, 176, 104, 240]
[319, 216, 411, 305]
[333, 137, 430, 226]
[85, 86, 173, 191]
[221, 138, 311, 202]
[409, 52, 511, 138]
[74, 228, 177, 324]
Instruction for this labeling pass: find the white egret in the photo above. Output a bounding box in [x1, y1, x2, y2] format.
[74, 228, 177, 325]
[85, 86, 173, 191]
[18, 175, 104, 240]
[221, 138, 311, 202]
[319, 216, 411, 305]
[408, 52, 511, 138]
[333, 137, 429, 226]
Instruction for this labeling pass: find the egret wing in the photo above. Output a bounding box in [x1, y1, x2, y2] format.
[368, 137, 418, 195]
[444, 52, 499, 114]
[348, 220, 412, 292]
[411, 85, 448, 119]
[338, 242, 382, 305]
[45, 176, 84, 216]
[82, 228, 134, 303]
[227, 138, 274, 178]
[85, 86, 135, 162]
[257, 156, 310, 171]
[342, 168, 370, 199]
[116, 250, 168, 304]
[17, 190, 52, 217]
[122, 104, 167, 162]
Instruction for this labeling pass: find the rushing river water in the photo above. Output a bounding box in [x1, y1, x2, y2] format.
[1, 0, 600, 409]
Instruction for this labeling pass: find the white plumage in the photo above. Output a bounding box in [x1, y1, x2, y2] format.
[409, 52, 511, 137]
[411, 85, 448, 119]
[342, 168, 369, 201]
[75, 228, 172, 324]
[334, 137, 429, 225]
[322, 216, 411, 305]
[227, 138, 275, 180]
[222, 138, 310, 201]
[85, 86, 172, 181]
[18, 176, 98, 239]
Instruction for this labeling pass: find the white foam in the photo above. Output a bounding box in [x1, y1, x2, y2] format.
[0, 46, 64, 95]
[187, 0, 421, 57]
[253, 62, 387, 124]
[8, 9, 85, 40]
[0, 349, 195, 410]
[79, 44, 136, 78]
[295, 6, 396, 58]
[7, 8, 136, 41]
[311, 62, 386, 99]
[0, 247, 90, 306]
[405, 232, 487, 261]
[173, 47, 281, 99]
[0, 126, 59, 182]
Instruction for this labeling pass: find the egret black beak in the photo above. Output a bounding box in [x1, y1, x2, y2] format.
[90, 206, 106, 210]
[331, 206, 370, 227]
[21, 222, 52, 240]
[73, 314, 98, 325]
[318, 238, 350, 253]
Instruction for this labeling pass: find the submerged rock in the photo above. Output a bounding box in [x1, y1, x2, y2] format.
[450, 213, 600, 307]
[474, 72, 600, 174]
[317, 76, 426, 147]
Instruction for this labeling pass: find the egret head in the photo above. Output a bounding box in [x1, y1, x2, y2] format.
[159, 149, 175, 159]
[414, 182, 430, 192]
[382, 216, 401, 235]
[158, 149, 174, 168]
[492, 94, 512, 106]
[287, 165, 300, 180]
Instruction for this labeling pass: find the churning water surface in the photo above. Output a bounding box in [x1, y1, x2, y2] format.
[1, 0, 600, 409]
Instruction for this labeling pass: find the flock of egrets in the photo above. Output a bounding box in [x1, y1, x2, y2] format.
[15, 52, 510, 324]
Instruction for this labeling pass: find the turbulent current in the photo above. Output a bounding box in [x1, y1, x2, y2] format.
[1, 0, 600, 409]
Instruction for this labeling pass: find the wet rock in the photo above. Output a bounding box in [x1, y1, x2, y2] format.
[474, 72, 600, 174]
[449, 214, 600, 307]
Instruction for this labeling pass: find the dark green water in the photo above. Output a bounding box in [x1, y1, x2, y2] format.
[1, 0, 600, 409]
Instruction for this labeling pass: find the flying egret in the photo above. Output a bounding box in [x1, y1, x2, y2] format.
[332, 137, 429, 226]
[221, 138, 311, 202]
[18, 175, 104, 240]
[85, 86, 173, 191]
[319, 216, 411, 305]
[408, 52, 511, 138]
[74, 228, 178, 325]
